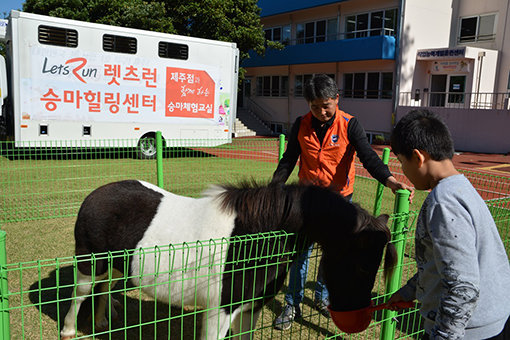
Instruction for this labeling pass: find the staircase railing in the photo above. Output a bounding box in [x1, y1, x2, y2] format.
[245, 97, 276, 131]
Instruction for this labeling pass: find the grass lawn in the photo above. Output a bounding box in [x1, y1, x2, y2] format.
[2, 138, 505, 340]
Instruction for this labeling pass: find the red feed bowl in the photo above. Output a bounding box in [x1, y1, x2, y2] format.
[328, 301, 415, 334]
[328, 305, 372, 334]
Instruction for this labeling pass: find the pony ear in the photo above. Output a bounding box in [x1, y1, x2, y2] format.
[377, 214, 390, 225]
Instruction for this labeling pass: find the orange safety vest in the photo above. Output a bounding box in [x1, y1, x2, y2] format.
[297, 109, 356, 196]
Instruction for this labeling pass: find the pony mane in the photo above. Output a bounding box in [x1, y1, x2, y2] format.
[210, 180, 304, 234]
[205, 180, 398, 280]
[201, 184, 227, 198]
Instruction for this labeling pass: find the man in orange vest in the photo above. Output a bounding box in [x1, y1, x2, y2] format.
[272, 74, 413, 330]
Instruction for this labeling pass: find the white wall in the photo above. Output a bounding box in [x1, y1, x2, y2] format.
[399, 0, 453, 93]
[341, 99, 394, 133]
[397, 106, 510, 153]
[464, 47, 499, 93]
[451, 0, 510, 93]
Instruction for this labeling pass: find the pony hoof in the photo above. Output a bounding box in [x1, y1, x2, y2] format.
[182, 305, 196, 312]
[60, 331, 75, 340]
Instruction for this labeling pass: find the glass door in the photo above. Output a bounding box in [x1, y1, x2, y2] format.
[447, 75, 466, 106]
[430, 74, 447, 106]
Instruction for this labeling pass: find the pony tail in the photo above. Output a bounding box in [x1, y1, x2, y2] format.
[383, 242, 398, 282]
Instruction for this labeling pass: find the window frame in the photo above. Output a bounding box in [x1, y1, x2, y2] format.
[296, 18, 337, 45]
[458, 13, 497, 43]
[342, 72, 393, 100]
[256, 75, 289, 97]
[294, 74, 336, 97]
[264, 25, 291, 45]
[345, 8, 398, 39]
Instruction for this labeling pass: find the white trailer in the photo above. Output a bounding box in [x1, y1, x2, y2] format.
[0, 10, 239, 158]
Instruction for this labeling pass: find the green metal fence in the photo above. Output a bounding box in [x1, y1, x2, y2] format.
[0, 136, 509, 339]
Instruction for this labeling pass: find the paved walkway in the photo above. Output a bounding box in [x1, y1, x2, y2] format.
[371, 144, 510, 178]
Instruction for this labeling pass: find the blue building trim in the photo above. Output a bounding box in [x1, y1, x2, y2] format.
[242, 36, 396, 67]
[258, 0, 348, 17]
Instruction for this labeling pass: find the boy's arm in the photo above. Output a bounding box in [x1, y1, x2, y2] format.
[427, 201, 480, 339]
[397, 274, 418, 301]
[387, 274, 417, 310]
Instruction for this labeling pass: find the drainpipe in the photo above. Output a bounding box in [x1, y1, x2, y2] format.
[475, 51, 485, 108]
[392, 0, 406, 127]
[287, 64, 291, 131]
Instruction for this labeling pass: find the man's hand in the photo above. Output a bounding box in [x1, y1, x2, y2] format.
[385, 176, 415, 203]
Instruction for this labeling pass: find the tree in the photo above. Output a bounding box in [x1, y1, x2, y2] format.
[166, 0, 282, 80]
[22, 0, 277, 80]
[23, 0, 174, 33]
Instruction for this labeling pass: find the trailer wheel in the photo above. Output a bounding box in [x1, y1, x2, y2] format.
[137, 134, 158, 159]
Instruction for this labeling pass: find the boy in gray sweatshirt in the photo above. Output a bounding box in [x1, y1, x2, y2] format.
[388, 109, 510, 339]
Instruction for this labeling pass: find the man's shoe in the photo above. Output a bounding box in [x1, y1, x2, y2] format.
[274, 304, 300, 330]
[315, 299, 330, 318]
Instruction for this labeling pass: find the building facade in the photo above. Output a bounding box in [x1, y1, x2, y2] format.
[242, 0, 510, 153]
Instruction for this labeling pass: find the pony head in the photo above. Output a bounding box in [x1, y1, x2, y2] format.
[298, 185, 397, 332]
[321, 209, 397, 333]
[217, 181, 397, 333]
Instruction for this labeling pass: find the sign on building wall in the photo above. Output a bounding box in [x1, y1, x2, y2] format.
[417, 47, 466, 60]
[432, 60, 470, 73]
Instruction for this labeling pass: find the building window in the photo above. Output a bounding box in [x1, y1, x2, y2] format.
[256, 76, 288, 97]
[264, 25, 291, 45]
[346, 9, 397, 39]
[271, 122, 284, 134]
[459, 14, 496, 43]
[296, 18, 337, 44]
[367, 73, 380, 99]
[381, 72, 393, 99]
[294, 74, 335, 97]
[353, 73, 365, 98]
[342, 72, 393, 99]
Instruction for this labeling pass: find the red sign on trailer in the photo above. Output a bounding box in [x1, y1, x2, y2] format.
[165, 67, 215, 119]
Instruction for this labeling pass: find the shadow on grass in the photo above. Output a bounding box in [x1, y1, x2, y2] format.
[1, 146, 216, 161]
[268, 282, 338, 339]
[28, 265, 205, 339]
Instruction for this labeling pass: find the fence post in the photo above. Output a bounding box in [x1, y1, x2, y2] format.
[380, 189, 410, 340]
[373, 147, 391, 216]
[278, 134, 285, 161]
[0, 230, 10, 340]
[156, 131, 164, 189]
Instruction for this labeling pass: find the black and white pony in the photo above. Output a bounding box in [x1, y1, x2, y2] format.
[60, 180, 396, 340]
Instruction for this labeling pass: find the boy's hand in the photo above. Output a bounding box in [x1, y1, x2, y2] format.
[386, 292, 412, 311]
[385, 176, 415, 203]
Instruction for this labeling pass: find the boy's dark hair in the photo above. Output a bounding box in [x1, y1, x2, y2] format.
[303, 74, 338, 102]
[390, 109, 454, 161]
